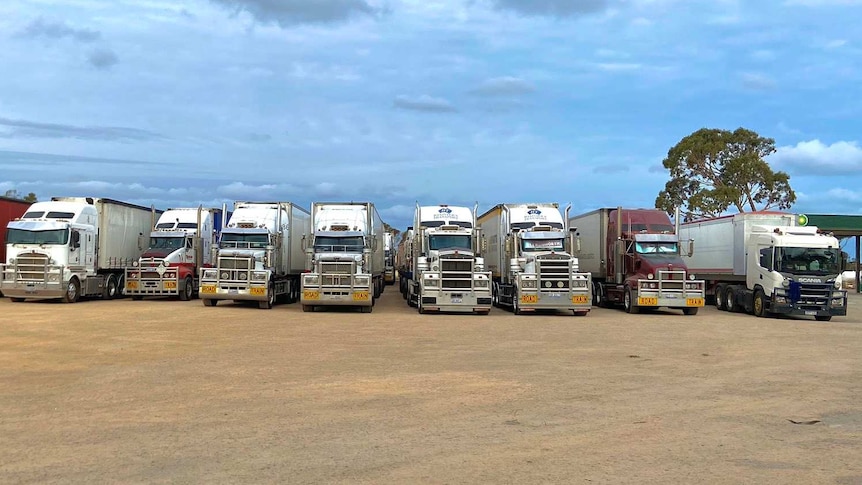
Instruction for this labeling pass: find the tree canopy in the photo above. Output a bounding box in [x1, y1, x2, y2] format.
[655, 127, 795, 220]
[3, 189, 37, 202]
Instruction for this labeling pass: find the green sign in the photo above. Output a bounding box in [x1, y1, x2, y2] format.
[797, 214, 809, 226]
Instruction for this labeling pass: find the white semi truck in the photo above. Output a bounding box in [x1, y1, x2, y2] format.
[125, 206, 227, 301]
[199, 201, 310, 309]
[384, 231, 396, 286]
[1, 197, 160, 303]
[301, 202, 385, 313]
[477, 203, 592, 315]
[678, 212, 847, 321]
[403, 204, 492, 314]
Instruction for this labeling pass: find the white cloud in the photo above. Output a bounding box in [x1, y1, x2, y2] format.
[393, 94, 457, 113]
[469, 76, 535, 96]
[739, 72, 777, 90]
[771, 139, 862, 174]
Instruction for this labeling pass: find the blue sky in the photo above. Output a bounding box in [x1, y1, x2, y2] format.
[1, 0, 861, 232]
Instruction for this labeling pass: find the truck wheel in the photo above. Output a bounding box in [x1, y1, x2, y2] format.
[815, 315, 832, 322]
[302, 305, 313, 312]
[361, 305, 372, 313]
[103, 274, 119, 299]
[258, 284, 275, 309]
[179, 277, 193, 301]
[62, 277, 80, 304]
[725, 287, 739, 312]
[10, 297, 25, 303]
[715, 285, 726, 311]
[593, 283, 604, 308]
[203, 299, 217, 307]
[624, 286, 639, 314]
[132, 296, 144, 301]
[753, 289, 767, 317]
[116, 275, 126, 298]
[682, 307, 699, 316]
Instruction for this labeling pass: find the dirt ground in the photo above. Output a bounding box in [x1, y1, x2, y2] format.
[0, 289, 860, 485]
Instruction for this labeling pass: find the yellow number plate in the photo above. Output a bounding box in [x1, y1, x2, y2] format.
[572, 295, 589, 304]
[126, 281, 138, 290]
[200, 285, 216, 294]
[353, 291, 370, 301]
[686, 298, 704, 307]
[164, 281, 177, 290]
[303, 290, 320, 300]
[250, 287, 266, 296]
[638, 297, 658, 306]
[520, 294, 538, 304]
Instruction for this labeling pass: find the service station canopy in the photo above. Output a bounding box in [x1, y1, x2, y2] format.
[801, 214, 862, 293]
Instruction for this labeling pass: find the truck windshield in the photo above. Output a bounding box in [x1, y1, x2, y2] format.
[149, 236, 184, 250]
[221, 233, 270, 249]
[6, 228, 69, 245]
[776, 247, 840, 275]
[635, 242, 678, 254]
[315, 236, 364, 252]
[522, 239, 564, 252]
[429, 235, 471, 251]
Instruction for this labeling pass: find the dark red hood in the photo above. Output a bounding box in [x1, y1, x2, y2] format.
[636, 253, 689, 277]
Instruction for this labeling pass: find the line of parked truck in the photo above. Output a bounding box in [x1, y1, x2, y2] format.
[0, 196, 848, 320]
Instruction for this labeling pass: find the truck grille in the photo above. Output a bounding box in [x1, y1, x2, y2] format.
[12, 254, 50, 281]
[795, 284, 832, 309]
[321, 262, 353, 275]
[218, 258, 251, 270]
[537, 257, 570, 290]
[441, 257, 473, 290]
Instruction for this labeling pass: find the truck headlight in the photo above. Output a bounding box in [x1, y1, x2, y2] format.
[689, 274, 696, 280]
[647, 273, 654, 280]
[522, 279, 537, 289]
[474, 279, 488, 288]
[303, 275, 319, 285]
[423, 278, 438, 287]
[774, 295, 787, 304]
[252, 272, 267, 281]
[355, 276, 370, 286]
[220, 271, 230, 280]
[832, 298, 844, 307]
[833, 280, 841, 289]
[782, 279, 790, 288]
[202, 269, 217, 279]
[49, 274, 60, 282]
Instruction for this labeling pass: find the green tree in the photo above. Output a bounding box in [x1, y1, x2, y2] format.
[383, 222, 401, 239]
[655, 127, 795, 219]
[24, 192, 37, 202]
[3, 189, 37, 202]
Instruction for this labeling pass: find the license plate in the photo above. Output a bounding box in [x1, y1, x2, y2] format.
[686, 298, 704, 307]
[126, 281, 139, 290]
[303, 290, 320, 300]
[250, 287, 265, 296]
[451, 298, 462, 303]
[638, 297, 658, 306]
[521, 294, 538, 304]
[229, 289, 238, 295]
[163, 281, 177, 290]
[805, 310, 816, 316]
[572, 295, 589, 304]
[548, 293, 561, 298]
[200, 285, 216, 293]
[353, 291, 370, 301]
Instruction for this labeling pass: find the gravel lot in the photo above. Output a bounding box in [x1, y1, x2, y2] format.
[1, 289, 860, 484]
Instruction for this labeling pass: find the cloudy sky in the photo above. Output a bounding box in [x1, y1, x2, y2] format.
[1, 0, 861, 231]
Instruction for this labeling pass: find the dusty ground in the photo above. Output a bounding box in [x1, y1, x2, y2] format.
[0, 289, 860, 484]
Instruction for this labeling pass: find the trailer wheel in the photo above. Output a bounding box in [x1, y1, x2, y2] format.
[815, 315, 832, 322]
[103, 274, 119, 299]
[753, 289, 767, 317]
[682, 307, 699, 316]
[62, 277, 80, 304]
[179, 276, 194, 301]
[715, 284, 726, 311]
[10, 297, 25, 303]
[203, 299, 217, 307]
[624, 286, 639, 314]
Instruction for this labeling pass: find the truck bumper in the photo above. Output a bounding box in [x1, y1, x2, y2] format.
[636, 295, 705, 309]
[301, 287, 373, 307]
[418, 291, 492, 313]
[770, 303, 847, 317]
[517, 291, 592, 312]
[199, 281, 269, 301]
[0, 281, 66, 300]
[125, 277, 181, 296]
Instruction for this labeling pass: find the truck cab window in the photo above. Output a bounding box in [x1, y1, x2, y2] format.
[759, 248, 773, 270]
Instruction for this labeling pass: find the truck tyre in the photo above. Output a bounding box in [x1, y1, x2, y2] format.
[179, 276, 193, 301]
[10, 297, 25, 303]
[361, 305, 372, 313]
[132, 296, 144, 301]
[116, 275, 126, 298]
[302, 305, 313, 312]
[203, 299, 217, 307]
[753, 289, 767, 317]
[103, 274, 119, 300]
[593, 282, 605, 308]
[492, 284, 499, 307]
[258, 284, 275, 309]
[682, 307, 699, 316]
[815, 315, 832, 322]
[62, 277, 80, 304]
[725, 287, 739, 312]
[624, 286, 639, 314]
[715, 285, 726, 311]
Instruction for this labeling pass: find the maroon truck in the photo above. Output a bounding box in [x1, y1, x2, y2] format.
[0, 196, 33, 296]
[568, 207, 706, 315]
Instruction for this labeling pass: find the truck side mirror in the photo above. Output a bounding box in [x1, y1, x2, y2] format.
[301, 234, 307, 251]
[70, 231, 81, 249]
[687, 239, 695, 257]
[137, 233, 147, 251]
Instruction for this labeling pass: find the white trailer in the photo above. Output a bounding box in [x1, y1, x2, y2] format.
[403, 204, 492, 314]
[679, 212, 847, 321]
[1, 197, 160, 303]
[125, 206, 227, 301]
[301, 202, 385, 312]
[199, 202, 310, 309]
[384, 231, 396, 285]
[478, 203, 591, 315]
